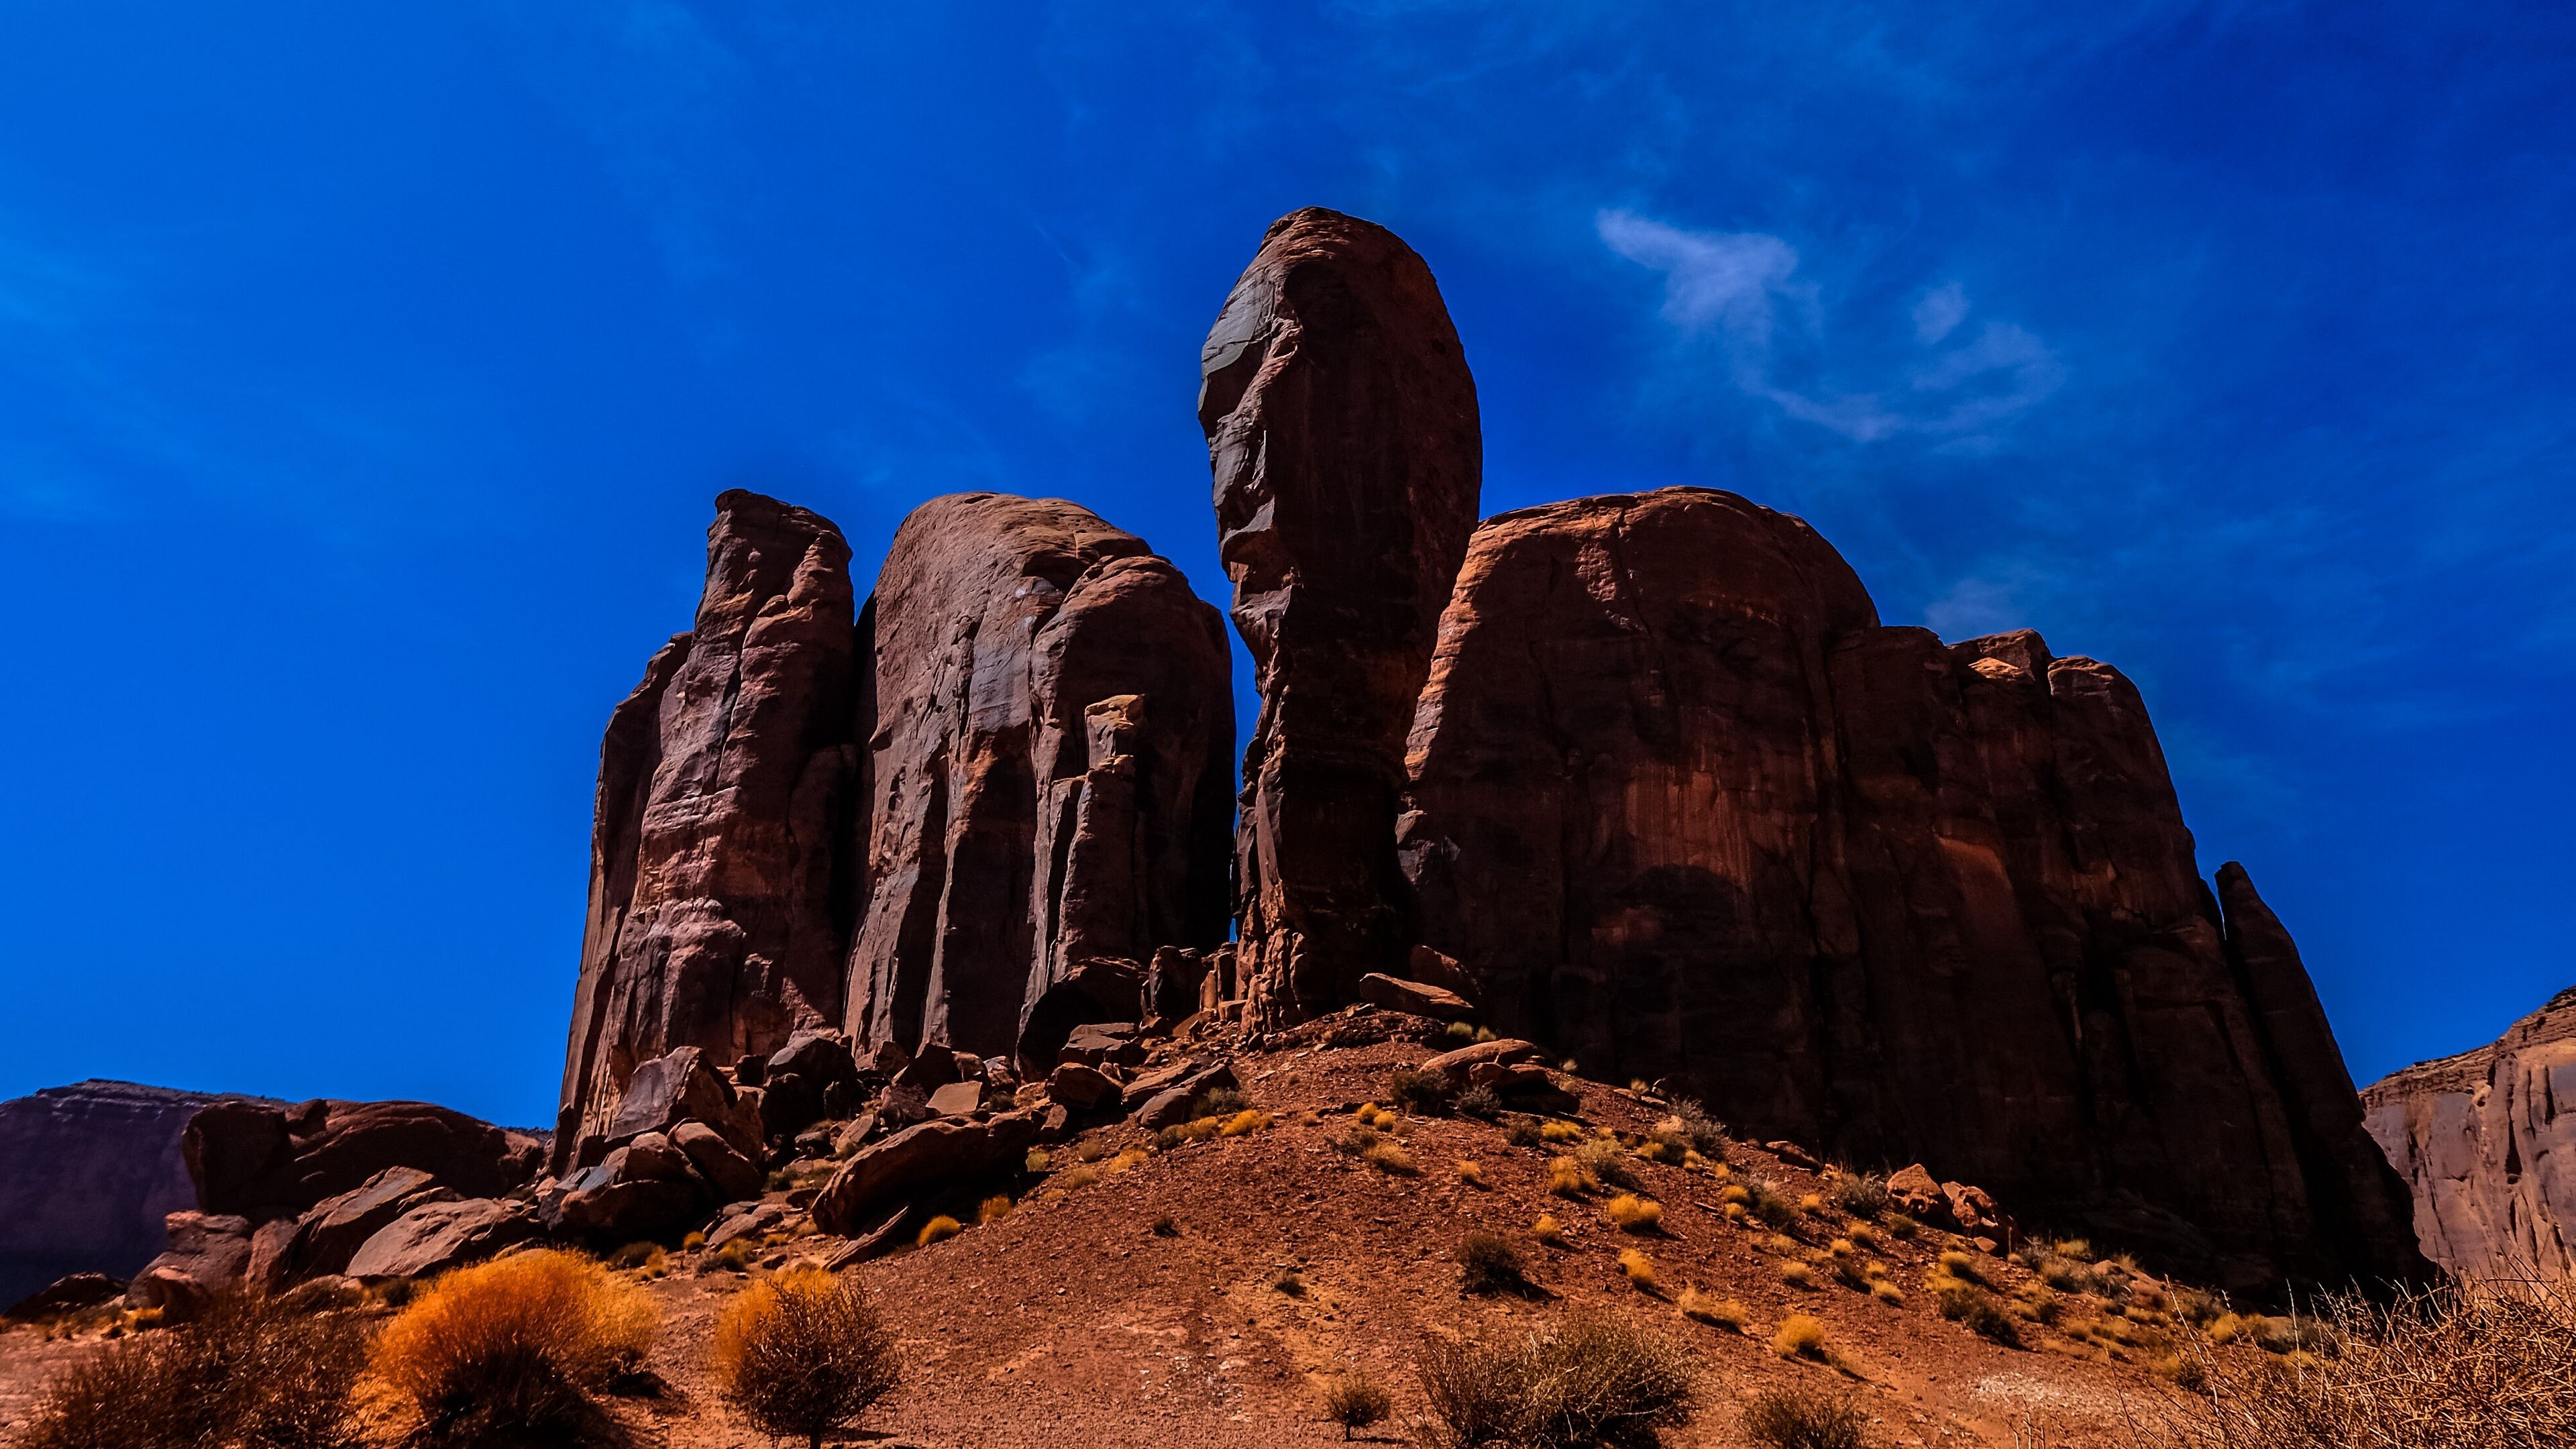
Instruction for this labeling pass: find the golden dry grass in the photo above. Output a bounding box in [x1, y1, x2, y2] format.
[2131, 1277, 2576, 1449]
[370, 1248, 655, 1442]
[1605, 1193, 1663, 1232]
[1774, 1313, 1828, 1360]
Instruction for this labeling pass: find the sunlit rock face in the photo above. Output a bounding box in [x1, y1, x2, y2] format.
[1399, 486, 2426, 1293]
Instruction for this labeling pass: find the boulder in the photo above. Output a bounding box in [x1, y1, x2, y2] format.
[1354, 973, 1472, 1020]
[1888, 1165, 1948, 1224]
[5, 1272, 125, 1321]
[1466, 1062, 1577, 1114]
[1200, 207, 1483, 1030]
[768, 1029, 860, 1088]
[865, 1040, 912, 1078]
[125, 1212, 252, 1318]
[539, 1149, 706, 1241]
[1046, 1063, 1124, 1112]
[704, 1199, 789, 1252]
[555, 490, 863, 1168]
[1419, 1038, 1542, 1075]
[761, 1072, 823, 1139]
[927, 1081, 986, 1118]
[2365, 983, 2576, 1281]
[831, 1113, 881, 1158]
[1119, 1059, 1237, 1115]
[671, 1121, 765, 1204]
[1943, 1181, 2008, 1238]
[841, 493, 1234, 1067]
[288, 1167, 458, 1281]
[0, 1080, 227, 1309]
[821, 1079, 863, 1118]
[1144, 947, 1211, 1023]
[1058, 1022, 1147, 1070]
[345, 1198, 538, 1282]
[1397, 484, 2429, 1291]
[809, 1114, 1044, 1236]
[619, 1133, 697, 1184]
[602, 1047, 761, 1163]
[186, 1097, 541, 1225]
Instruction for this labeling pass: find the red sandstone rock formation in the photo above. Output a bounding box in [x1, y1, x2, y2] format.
[557, 490, 864, 1163]
[1200, 208, 1481, 1029]
[842, 494, 1234, 1065]
[2365, 985, 2576, 1280]
[1399, 487, 2425, 1290]
[185, 1097, 544, 1224]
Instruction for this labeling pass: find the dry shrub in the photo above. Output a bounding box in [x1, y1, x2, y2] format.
[1743, 1385, 1868, 1449]
[1456, 1159, 1491, 1188]
[1457, 1084, 1506, 1120]
[710, 1267, 899, 1449]
[1534, 1214, 1566, 1246]
[1024, 1147, 1051, 1172]
[1678, 1290, 1747, 1331]
[1220, 1108, 1271, 1137]
[1605, 1194, 1662, 1232]
[370, 1248, 655, 1444]
[14, 1293, 365, 1449]
[1388, 1067, 1456, 1115]
[2131, 1278, 2576, 1449]
[1540, 1120, 1588, 1145]
[977, 1195, 1015, 1224]
[1576, 1138, 1641, 1191]
[1458, 1232, 1527, 1295]
[1869, 1279, 1905, 1305]
[1361, 1140, 1419, 1175]
[1827, 1173, 1890, 1220]
[1055, 1165, 1101, 1190]
[1743, 1178, 1801, 1229]
[1931, 1274, 2021, 1348]
[1774, 1313, 1829, 1360]
[1505, 1115, 1547, 1147]
[1548, 1156, 1591, 1197]
[916, 1215, 963, 1246]
[1618, 1249, 1657, 1291]
[1414, 1309, 1693, 1448]
[1324, 1375, 1393, 1440]
[1779, 1260, 1815, 1288]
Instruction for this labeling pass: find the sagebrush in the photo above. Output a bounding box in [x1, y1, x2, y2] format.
[711, 1267, 901, 1449]
[1414, 1309, 1693, 1448]
[369, 1247, 655, 1444]
[13, 1293, 366, 1449]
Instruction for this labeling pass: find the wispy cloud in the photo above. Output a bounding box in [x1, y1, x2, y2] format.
[1597, 208, 2063, 444]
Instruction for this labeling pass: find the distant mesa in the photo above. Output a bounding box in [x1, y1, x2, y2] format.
[2365, 984, 2576, 1280]
[0, 1081, 231, 1308]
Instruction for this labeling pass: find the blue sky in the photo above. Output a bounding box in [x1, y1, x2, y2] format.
[1, 3, 2568, 1126]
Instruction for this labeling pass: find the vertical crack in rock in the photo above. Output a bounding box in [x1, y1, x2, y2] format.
[1199, 207, 1482, 1028]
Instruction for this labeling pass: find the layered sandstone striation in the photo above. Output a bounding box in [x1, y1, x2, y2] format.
[843, 494, 1235, 1066]
[1200, 207, 1482, 1029]
[1398, 488, 2424, 1289]
[558, 490, 865, 1163]
[2365, 986, 2576, 1280]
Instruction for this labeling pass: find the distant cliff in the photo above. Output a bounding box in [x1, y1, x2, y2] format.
[0, 1081, 231, 1304]
[2365, 987, 2576, 1280]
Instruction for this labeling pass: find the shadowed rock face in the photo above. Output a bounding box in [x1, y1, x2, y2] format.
[2365, 986, 2576, 1281]
[842, 493, 1234, 1064]
[1200, 207, 1481, 1029]
[557, 490, 865, 1165]
[1399, 487, 2426, 1292]
[0, 1082, 223, 1306]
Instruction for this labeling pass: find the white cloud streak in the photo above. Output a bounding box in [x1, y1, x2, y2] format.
[1598, 207, 2063, 443]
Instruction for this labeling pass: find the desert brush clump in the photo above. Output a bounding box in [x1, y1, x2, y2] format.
[1388, 1066, 1456, 1115]
[1533, 1214, 1566, 1246]
[370, 1248, 656, 1444]
[1618, 1248, 1658, 1291]
[1778, 1259, 1815, 1288]
[1576, 1137, 1642, 1190]
[916, 1214, 964, 1246]
[1741, 1385, 1868, 1449]
[1929, 1270, 2021, 1348]
[1413, 1309, 1694, 1449]
[2129, 1278, 2576, 1449]
[1546, 1155, 1590, 1197]
[14, 1291, 367, 1449]
[1604, 1193, 1662, 1232]
[1455, 1158, 1491, 1188]
[1456, 1083, 1505, 1120]
[977, 1194, 1015, 1224]
[1539, 1118, 1587, 1145]
[1740, 1177, 1801, 1229]
[1457, 1231, 1529, 1295]
[1323, 1374, 1393, 1440]
[1678, 1289, 1748, 1331]
[711, 1267, 900, 1449]
[1774, 1313, 1830, 1360]
[1827, 1171, 1890, 1219]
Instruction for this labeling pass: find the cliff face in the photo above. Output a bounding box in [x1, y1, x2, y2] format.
[0, 1082, 220, 1305]
[1199, 207, 1483, 1030]
[560, 489, 1234, 1150]
[2364, 987, 2576, 1281]
[557, 490, 864, 1163]
[842, 494, 1234, 1064]
[1398, 488, 2427, 1291]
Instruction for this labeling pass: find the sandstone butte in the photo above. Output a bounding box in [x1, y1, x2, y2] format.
[2364, 985, 2576, 1279]
[533, 206, 2424, 1292]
